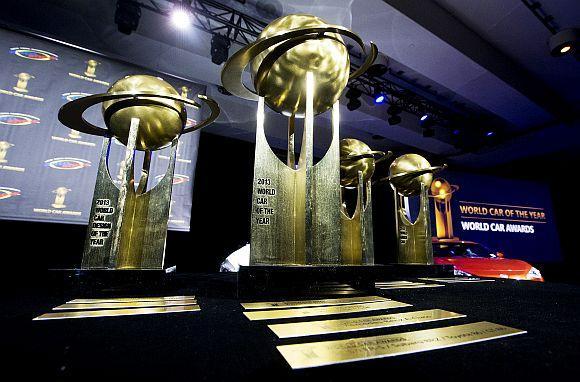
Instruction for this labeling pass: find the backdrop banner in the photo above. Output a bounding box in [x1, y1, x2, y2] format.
[0, 28, 203, 231]
[428, 170, 561, 263]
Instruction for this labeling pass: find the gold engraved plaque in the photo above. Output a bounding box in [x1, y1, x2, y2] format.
[68, 295, 196, 304]
[377, 284, 444, 290]
[243, 300, 411, 321]
[242, 296, 390, 310]
[33, 304, 200, 320]
[277, 321, 526, 369]
[54, 299, 197, 310]
[269, 309, 465, 338]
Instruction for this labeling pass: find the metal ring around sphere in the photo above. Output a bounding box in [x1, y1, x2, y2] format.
[58, 91, 219, 137]
[342, 150, 391, 164]
[384, 165, 447, 185]
[221, 25, 378, 101]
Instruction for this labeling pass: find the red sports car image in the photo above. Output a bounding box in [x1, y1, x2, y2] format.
[432, 239, 544, 282]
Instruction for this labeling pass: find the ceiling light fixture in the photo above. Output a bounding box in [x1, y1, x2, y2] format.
[171, 7, 191, 29]
[115, 0, 141, 35]
[211, 34, 231, 65]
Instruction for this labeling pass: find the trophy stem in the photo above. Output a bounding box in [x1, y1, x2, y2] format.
[135, 150, 151, 195]
[109, 117, 139, 268]
[303, 71, 314, 262]
[287, 114, 295, 168]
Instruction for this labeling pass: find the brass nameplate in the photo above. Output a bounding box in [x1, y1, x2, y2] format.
[34, 304, 200, 320]
[277, 321, 526, 369]
[244, 300, 411, 321]
[377, 284, 444, 290]
[269, 309, 465, 338]
[68, 296, 196, 304]
[54, 299, 197, 310]
[419, 277, 495, 283]
[242, 296, 390, 310]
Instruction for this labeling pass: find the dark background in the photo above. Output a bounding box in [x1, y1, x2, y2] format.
[1, 131, 578, 283]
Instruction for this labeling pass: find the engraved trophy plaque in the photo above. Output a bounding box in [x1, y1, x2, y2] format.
[387, 154, 445, 264]
[221, 14, 377, 265]
[339, 138, 390, 265]
[58, 75, 219, 269]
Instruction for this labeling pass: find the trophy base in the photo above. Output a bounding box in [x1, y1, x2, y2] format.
[237, 264, 453, 298]
[48, 266, 177, 296]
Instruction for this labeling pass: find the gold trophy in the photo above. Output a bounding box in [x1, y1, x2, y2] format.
[387, 154, 445, 264]
[0, 141, 14, 163]
[429, 178, 459, 239]
[58, 74, 219, 269]
[84, 59, 99, 78]
[52, 187, 71, 209]
[340, 138, 390, 265]
[13, 72, 33, 93]
[221, 14, 377, 265]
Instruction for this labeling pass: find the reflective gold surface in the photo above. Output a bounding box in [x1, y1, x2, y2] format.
[429, 177, 459, 239]
[102, 75, 186, 151]
[69, 296, 196, 304]
[388, 154, 434, 197]
[241, 296, 390, 310]
[243, 300, 411, 321]
[269, 309, 465, 338]
[340, 138, 387, 188]
[33, 305, 200, 320]
[54, 299, 197, 310]
[276, 321, 526, 369]
[250, 14, 348, 116]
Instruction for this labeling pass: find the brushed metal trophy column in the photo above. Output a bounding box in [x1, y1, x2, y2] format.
[387, 154, 445, 265]
[58, 75, 219, 270]
[221, 14, 377, 265]
[339, 139, 390, 265]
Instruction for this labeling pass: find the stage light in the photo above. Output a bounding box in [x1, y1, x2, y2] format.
[486, 130, 495, 137]
[387, 105, 401, 115]
[374, 94, 386, 104]
[170, 7, 191, 29]
[420, 114, 429, 122]
[453, 129, 461, 135]
[115, 0, 141, 35]
[346, 87, 362, 100]
[346, 87, 362, 111]
[211, 34, 231, 65]
[388, 115, 401, 125]
[549, 28, 578, 56]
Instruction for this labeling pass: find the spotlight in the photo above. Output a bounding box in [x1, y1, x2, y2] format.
[387, 105, 402, 115]
[420, 114, 429, 122]
[388, 115, 401, 125]
[115, 0, 141, 35]
[170, 7, 191, 29]
[211, 34, 231, 65]
[549, 28, 578, 56]
[347, 98, 362, 111]
[485, 130, 495, 137]
[374, 92, 386, 104]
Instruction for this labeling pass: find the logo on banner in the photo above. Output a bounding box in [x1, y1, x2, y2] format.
[68, 59, 109, 86]
[0, 187, 21, 200]
[52, 187, 71, 209]
[9, 47, 58, 61]
[44, 157, 91, 170]
[33, 187, 82, 216]
[0, 112, 40, 126]
[0, 141, 25, 172]
[155, 173, 190, 185]
[0, 73, 44, 102]
[62, 92, 91, 102]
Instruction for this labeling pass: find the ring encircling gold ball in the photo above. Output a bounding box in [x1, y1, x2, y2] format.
[220, 13, 377, 118]
[251, 14, 349, 117]
[389, 154, 443, 197]
[103, 75, 186, 151]
[340, 138, 389, 188]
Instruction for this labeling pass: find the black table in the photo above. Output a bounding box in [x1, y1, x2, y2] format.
[5, 273, 580, 380]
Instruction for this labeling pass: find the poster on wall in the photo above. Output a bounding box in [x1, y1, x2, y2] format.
[429, 170, 561, 263]
[0, 28, 204, 231]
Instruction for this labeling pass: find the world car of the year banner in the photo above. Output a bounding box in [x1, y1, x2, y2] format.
[0, 27, 205, 231]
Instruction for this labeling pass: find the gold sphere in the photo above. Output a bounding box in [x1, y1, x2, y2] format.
[430, 178, 452, 200]
[102, 75, 186, 151]
[389, 154, 434, 196]
[250, 14, 350, 117]
[340, 139, 376, 187]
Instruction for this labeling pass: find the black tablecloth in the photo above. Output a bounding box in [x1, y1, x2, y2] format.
[4, 273, 580, 380]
